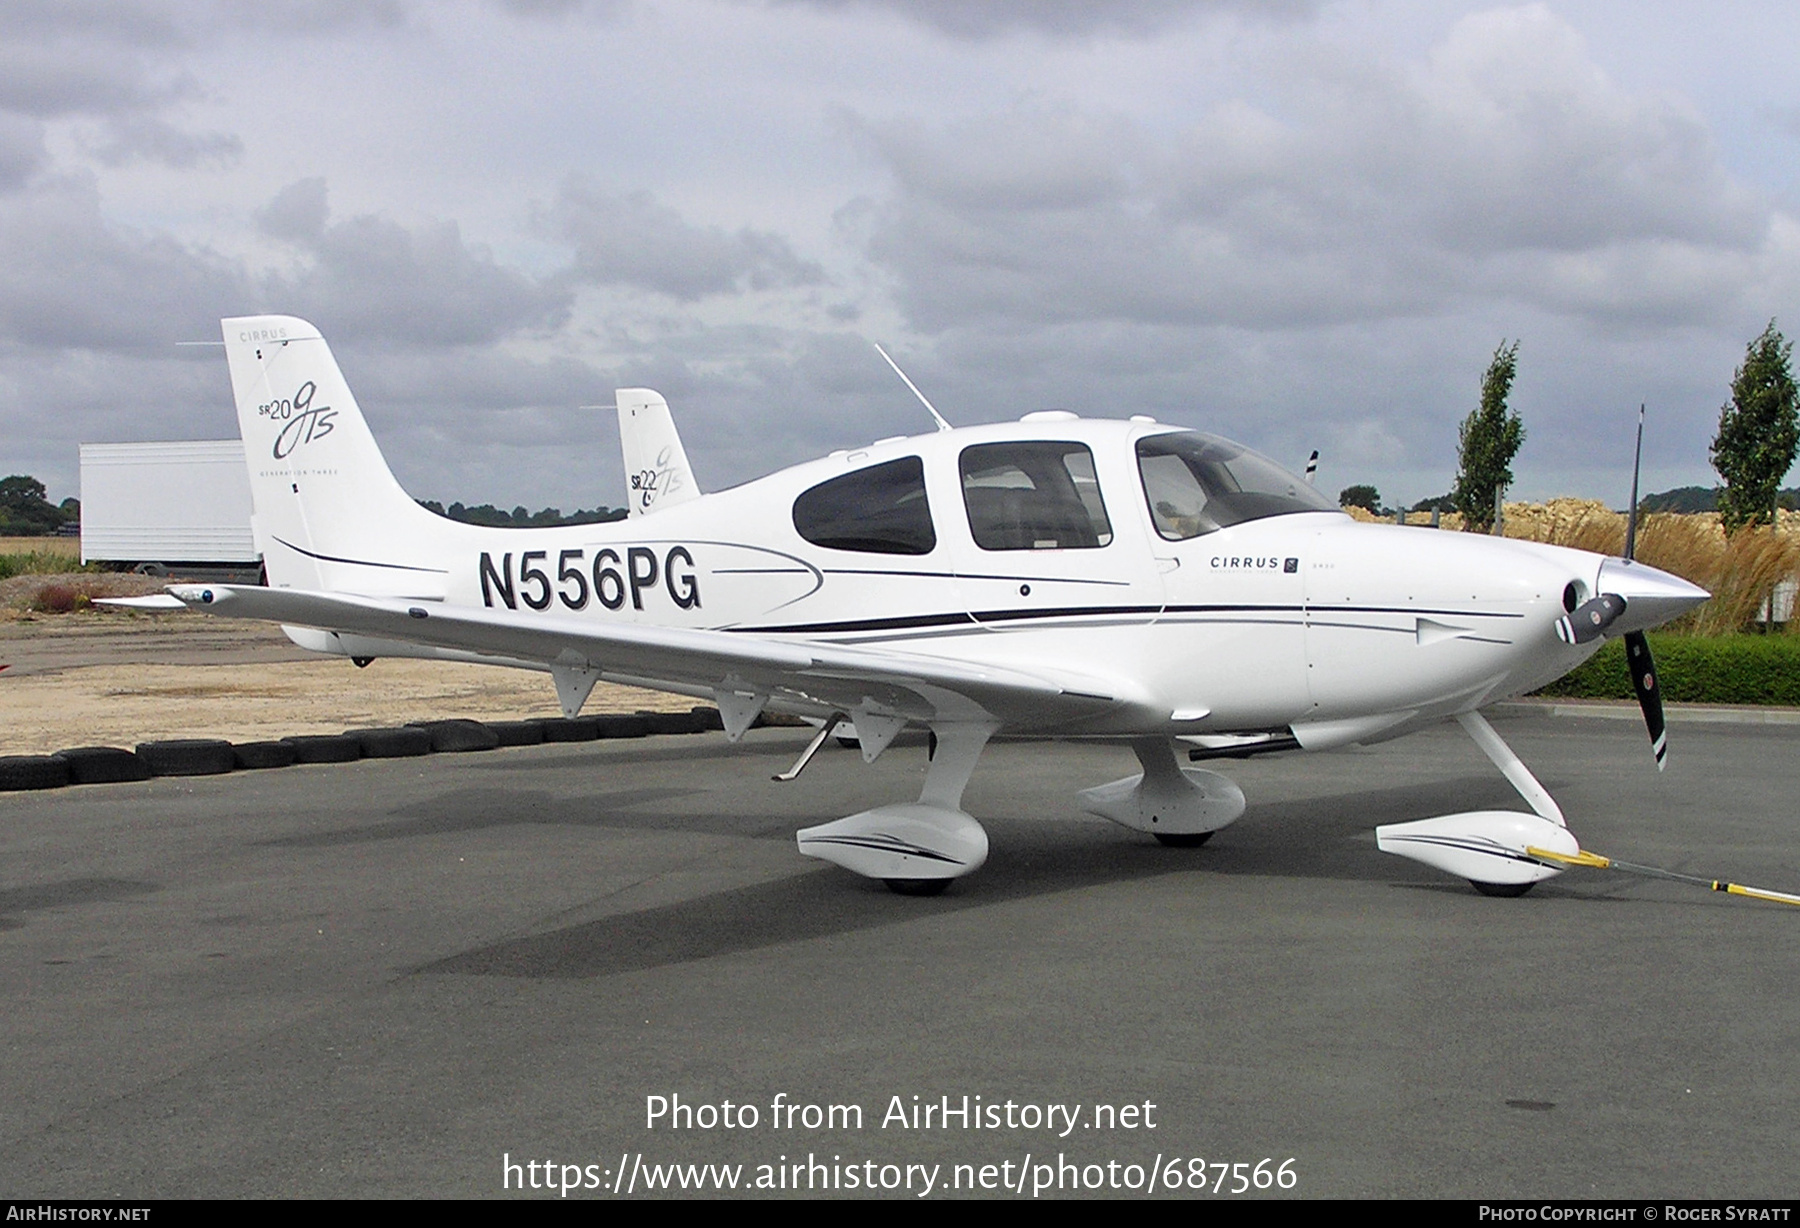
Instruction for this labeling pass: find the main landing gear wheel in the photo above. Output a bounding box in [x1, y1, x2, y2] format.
[1470, 879, 1535, 898]
[884, 878, 950, 897]
[1154, 831, 1214, 848]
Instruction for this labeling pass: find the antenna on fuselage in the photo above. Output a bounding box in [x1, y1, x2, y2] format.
[873, 343, 953, 433]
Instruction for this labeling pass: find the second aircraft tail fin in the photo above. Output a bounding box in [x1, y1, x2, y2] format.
[617, 388, 700, 517]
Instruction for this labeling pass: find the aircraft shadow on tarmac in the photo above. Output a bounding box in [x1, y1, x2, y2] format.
[0, 878, 158, 932]
[412, 774, 1538, 982]
[258, 786, 717, 846]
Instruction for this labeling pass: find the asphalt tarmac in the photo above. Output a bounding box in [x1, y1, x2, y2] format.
[2, 710, 1795, 1199]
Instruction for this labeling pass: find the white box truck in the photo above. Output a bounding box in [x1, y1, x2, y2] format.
[79, 441, 260, 578]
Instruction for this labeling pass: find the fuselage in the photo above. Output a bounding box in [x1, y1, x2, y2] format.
[282, 413, 1620, 741]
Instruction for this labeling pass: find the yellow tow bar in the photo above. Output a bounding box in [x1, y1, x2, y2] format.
[1526, 846, 1800, 908]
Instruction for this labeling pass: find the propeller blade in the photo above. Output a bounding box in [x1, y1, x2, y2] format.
[1555, 592, 1627, 645]
[1624, 630, 1666, 770]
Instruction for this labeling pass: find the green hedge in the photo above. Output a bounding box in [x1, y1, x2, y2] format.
[1533, 633, 1800, 705]
[0, 551, 92, 581]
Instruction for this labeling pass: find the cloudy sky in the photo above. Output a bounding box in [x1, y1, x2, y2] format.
[4, 0, 1797, 513]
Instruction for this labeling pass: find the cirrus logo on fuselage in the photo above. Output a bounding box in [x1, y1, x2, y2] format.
[478, 546, 700, 612]
[1212, 556, 1300, 573]
[259, 381, 337, 460]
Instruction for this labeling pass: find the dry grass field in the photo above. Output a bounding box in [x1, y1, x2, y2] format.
[0, 535, 79, 556]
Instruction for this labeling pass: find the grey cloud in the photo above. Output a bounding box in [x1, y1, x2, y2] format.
[209, 0, 407, 34]
[860, 7, 1785, 334]
[0, 115, 49, 192]
[91, 116, 243, 169]
[257, 177, 330, 243]
[0, 175, 250, 349]
[770, 0, 1315, 40]
[0, 1, 187, 47]
[0, 42, 179, 117]
[263, 181, 573, 346]
[488, 0, 631, 18]
[545, 178, 825, 300]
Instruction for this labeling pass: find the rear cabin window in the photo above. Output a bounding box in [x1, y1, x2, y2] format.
[1136, 431, 1337, 540]
[792, 456, 936, 555]
[959, 441, 1113, 551]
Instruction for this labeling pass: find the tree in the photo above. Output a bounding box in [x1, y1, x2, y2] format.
[0, 474, 70, 536]
[1452, 341, 1525, 533]
[1711, 321, 1799, 532]
[1338, 484, 1381, 514]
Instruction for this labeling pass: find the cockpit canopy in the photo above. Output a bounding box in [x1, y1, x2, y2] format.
[789, 426, 1338, 556]
[1136, 431, 1337, 540]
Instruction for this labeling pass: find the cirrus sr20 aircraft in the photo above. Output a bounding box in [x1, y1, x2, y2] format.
[139, 315, 1709, 898]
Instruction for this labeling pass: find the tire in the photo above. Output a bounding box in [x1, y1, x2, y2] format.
[646, 711, 707, 735]
[592, 715, 648, 739]
[233, 741, 298, 770]
[283, 734, 362, 764]
[535, 717, 601, 743]
[691, 707, 725, 732]
[347, 726, 433, 758]
[488, 721, 545, 747]
[410, 720, 500, 753]
[53, 747, 151, 785]
[885, 878, 951, 897]
[136, 739, 236, 777]
[1154, 831, 1214, 848]
[1471, 879, 1535, 898]
[0, 755, 71, 791]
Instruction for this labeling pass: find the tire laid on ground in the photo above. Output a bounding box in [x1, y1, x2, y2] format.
[136, 739, 236, 777]
[283, 734, 362, 764]
[488, 721, 545, 747]
[233, 741, 299, 770]
[641, 711, 702, 736]
[410, 720, 500, 752]
[534, 718, 600, 742]
[347, 726, 434, 758]
[53, 747, 152, 785]
[691, 706, 725, 732]
[0, 756, 71, 791]
[593, 714, 649, 739]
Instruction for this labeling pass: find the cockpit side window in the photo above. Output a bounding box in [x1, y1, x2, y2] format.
[959, 441, 1113, 551]
[792, 455, 936, 555]
[1136, 431, 1337, 540]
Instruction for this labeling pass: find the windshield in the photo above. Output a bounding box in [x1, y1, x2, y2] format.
[1136, 431, 1338, 540]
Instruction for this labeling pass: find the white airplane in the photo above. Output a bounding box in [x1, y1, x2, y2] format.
[143, 314, 1709, 897]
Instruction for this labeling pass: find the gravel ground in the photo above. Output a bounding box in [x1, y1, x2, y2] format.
[0, 606, 701, 755]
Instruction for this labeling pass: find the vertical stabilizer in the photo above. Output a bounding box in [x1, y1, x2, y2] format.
[617, 388, 700, 516]
[222, 315, 447, 595]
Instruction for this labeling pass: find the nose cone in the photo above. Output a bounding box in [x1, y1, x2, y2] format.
[1597, 557, 1709, 634]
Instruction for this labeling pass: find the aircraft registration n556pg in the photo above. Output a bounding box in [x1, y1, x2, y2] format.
[148, 314, 1709, 897]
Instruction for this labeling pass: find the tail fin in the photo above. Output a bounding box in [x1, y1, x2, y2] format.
[222, 315, 447, 595]
[617, 388, 700, 516]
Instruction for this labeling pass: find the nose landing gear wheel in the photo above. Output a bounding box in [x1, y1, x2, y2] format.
[884, 878, 950, 897]
[1470, 879, 1535, 898]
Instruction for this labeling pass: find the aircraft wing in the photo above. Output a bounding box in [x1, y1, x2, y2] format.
[162, 584, 1143, 732]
